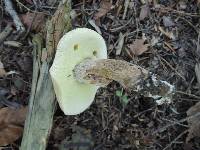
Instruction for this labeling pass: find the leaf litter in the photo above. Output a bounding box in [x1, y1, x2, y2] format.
[128, 39, 149, 56]
[0, 60, 6, 77]
[0, 106, 27, 146]
[1, 0, 200, 149]
[186, 101, 200, 143]
[94, 0, 113, 20]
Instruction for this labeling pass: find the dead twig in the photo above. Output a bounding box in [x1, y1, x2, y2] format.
[178, 17, 199, 34]
[0, 24, 13, 44]
[155, 6, 200, 17]
[158, 56, 186, 81]
[153, 112, 200, 134]
[163, 130, 188, 150]
[4, 0, 25, 32]
[122, 0, 129, 20]
[176, 90, 200, 99]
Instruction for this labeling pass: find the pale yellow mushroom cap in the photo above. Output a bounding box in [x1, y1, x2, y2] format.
[50, 28, 107, 115]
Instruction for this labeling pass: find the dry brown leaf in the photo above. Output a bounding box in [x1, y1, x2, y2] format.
[0, 60, 6, 77]
[94, 0, 112, 20]
[20, 12, 45, 31]
[186, 101, 200, 142]
[0, 124, 23, 146]
[139, 5, 149, 21]
[0, 106, 28, 125]
[128, 39, 149, 56]
[0, 106, 28, 146]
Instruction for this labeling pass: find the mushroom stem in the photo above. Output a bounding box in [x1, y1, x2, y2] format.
[73, 59, 148, 88]
[73, 58, 175, 104]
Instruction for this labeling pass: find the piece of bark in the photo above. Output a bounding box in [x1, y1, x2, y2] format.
[20, 1, 71, 150]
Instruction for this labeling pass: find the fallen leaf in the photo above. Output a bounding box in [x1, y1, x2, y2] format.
[0, 106, 28, 146]
[186, 101, 200, 142]
[139, 5, 149, 21]
[0, 124, 23, 146]
[0, 61, 6, 77]
[20, 12, 45, 31]
[94, 0, 112, 20]
[0, 106, 27, 127]
[128, 39, 149, 56]
[162, 16, 175, 27]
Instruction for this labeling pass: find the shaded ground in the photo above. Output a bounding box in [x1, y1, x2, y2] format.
[0, 0, 200, 150]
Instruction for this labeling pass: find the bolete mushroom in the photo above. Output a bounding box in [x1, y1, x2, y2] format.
[50, 28, 174, 115]
[50, 28, 107, 115]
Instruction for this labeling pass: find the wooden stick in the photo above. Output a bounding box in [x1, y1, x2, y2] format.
[0, 25, 13, 44]
[4, 0, 25, 32]
[20, 1, 71, 149]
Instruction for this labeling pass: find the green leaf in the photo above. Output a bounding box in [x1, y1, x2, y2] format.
[122, 95, 129, 106]
[115, 90, 123, 97]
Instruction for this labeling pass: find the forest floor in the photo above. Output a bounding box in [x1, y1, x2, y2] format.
[0, 0, 200, 150]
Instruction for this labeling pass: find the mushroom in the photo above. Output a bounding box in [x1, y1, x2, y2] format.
[50, 28, 174, 115]
[50, 28, 107, 115]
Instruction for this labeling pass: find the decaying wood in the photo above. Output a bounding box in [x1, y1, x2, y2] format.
[20, 1, 71, 150]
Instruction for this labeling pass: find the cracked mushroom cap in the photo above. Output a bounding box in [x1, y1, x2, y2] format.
[50, 28, 107, 115]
